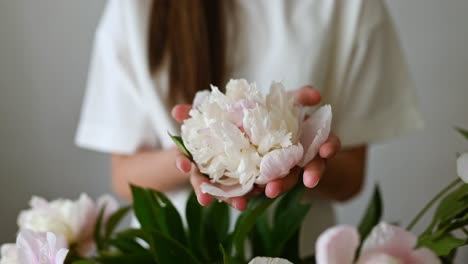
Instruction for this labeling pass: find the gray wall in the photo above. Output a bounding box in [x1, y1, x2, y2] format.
[0, 0, 466, 261]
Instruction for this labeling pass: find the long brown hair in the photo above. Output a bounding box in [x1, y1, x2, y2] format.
[148, 0, 228, 106]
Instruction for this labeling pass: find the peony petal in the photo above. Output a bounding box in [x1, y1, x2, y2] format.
[411, 248, 441, 264]
[299, 105, 332, 167]
[29, 196, 48, 209]
[456, 152, 468, 183]
[1, 243, 18, 263]
[356, 253, 402, 264]
[193, 90, 210, 108]
[315, 225, 359, 264]
[55, 249, 69, 264]
[361, 222, 417, 255]
[257, 144, 303, 184]
[248, 256, 293, 264]
[200, 177, 255, 198]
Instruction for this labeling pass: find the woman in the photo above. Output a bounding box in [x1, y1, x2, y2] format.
[76, 0, 423, 256]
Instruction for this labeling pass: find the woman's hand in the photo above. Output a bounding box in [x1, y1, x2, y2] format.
[171, 86, 341, 211]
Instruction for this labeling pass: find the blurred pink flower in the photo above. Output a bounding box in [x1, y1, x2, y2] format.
[0, 230, 69, 264]
[315, 223, 440, 264]
[17, 194, 118, 256]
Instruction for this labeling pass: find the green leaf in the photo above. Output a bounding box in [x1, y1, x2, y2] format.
[104, 206, 131, 240]
[201, 201, 231, 261]
[108, 237, 147, 253]
[418, 234, 467, 256]
[185, 192, 208, 260]
[206, 200, 230, 243]
[151, 230, 202, 264]
[357, 185, 383, 240]
[250, 211, 271, 256]
[114, 228, 149, 242]
[154, 191, 188, 246]
[96, 252, 156, 264]
[168, 132, 193, 160]
[271, 185, 310, 257]
[232, 196, 274, 260]
[71, 261, 97, 264]
[278, 230, 301, 263]
[432, 184, 468, 231]
[93, 205, 106, 251]
[130, 185, 161, 233]
[455, 127, 468, 140]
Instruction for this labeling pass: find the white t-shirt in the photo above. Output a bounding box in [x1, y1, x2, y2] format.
[76, 0, 423, 257]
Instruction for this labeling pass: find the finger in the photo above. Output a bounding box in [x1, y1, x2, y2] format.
[224, 197, 248, 211]
[175, 154, 192, 173]
[171, 104, 192, 124]
[303, 157, 326, 188]
[319, 133, 341, 159]
[190, 171, 213, 206]
[265, 167, 300, 198]
[291, 86, 321, 106]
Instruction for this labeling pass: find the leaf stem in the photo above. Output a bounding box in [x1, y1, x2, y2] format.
[407, 178, 462, 231]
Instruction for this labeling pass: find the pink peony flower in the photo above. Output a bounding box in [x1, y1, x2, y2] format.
[17, 194, 118, 256]
[0, 229, 69, 264]
[315, 223, 440, 264]
[182, 79, 332, 198]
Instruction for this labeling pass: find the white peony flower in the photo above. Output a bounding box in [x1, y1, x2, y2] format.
[17, 194, 118, 255]
[181, 79, 332, 198]
[0, 230, 69, 264]
[457, 152, 468, 183]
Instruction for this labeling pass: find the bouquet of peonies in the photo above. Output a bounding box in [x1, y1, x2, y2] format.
[2, 80, 468, 264]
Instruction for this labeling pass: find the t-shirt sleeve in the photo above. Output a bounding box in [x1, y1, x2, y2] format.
[75, 0, 154, 154]
[329, 0, 424, 147]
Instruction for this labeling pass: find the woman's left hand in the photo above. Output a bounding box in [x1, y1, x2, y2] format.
[171, 86, 341, 211]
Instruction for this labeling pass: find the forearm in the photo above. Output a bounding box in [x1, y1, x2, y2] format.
[311, 146, 367, 202]
[111, 147, 189, 200]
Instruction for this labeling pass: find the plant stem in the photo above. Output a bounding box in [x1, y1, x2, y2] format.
[406, 178, 462, 231]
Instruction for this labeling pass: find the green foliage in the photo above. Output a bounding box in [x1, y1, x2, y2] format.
[418, 234, 466, 256]
[248, 184, 311, 262]
[358, 185, 383, 240]
[417, 182, 468, 257]
[168, 132, 193, 160]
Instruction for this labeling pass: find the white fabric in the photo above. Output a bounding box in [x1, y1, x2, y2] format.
[75, 0, 424, 257]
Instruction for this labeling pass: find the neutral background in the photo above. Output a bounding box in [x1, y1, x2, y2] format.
[0, 0, 467, 261]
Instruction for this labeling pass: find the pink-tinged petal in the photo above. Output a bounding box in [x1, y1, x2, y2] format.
[55, 249, 69, 264]
[16, 229, 38, 263]
[457, 152, 468, 183]
[356, 253, 401, 264]
[257, 144, 304, 185]
[299, 105, 332, 167]
[411, 248, 441, 264]
[315, 225, 359, 264]
[17, 230, 69, 264]
[193, 90, 210, 108]
[200, 177, 255, 198]
[361, 223, 417, 255]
